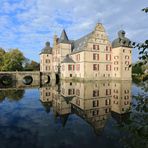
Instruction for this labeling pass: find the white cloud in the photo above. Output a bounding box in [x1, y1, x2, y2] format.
[0, 0, 147, 62]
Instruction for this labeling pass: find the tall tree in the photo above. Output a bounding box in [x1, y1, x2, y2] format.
[0, 48, 6, 71]
[132, 7, 148, 66]
[2, 49, 25, 71]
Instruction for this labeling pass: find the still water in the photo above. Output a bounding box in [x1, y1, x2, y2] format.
[0, 80, 147, 148]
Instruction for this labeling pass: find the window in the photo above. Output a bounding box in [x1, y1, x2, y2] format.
[124, 89, 129, 94]
[125, 55, 129, 59]
[93, 100, 99, 107]
[46, 92, 50, 96]
[92, 110, 99, 116]
[114, 101, 118, 104]
[76, 54, 80, 61]
[68, 89, 74, 95]
[46, 59, 50, 63]
[114, 89, 118, 93]
[76, 98, 80, 106]
[97, 45, 99, 50]
[125, 61, 129, 65]
[106, 54, 111, 61]
[76, 89, 80, 96]
[105, 108, 110, 113]
[106, 89, 111, 95]
[93, 64, 99, 71]
[68, 65, 73, 71]
[110, 47, 112, 52]
[73, 65, 75, 70]
[93, 44, 96, 50]
[114, 95, 118, 99]
[125, 67, 129, 71]
[114, 56, 119, 59]
[105, 99, 110, 105]
[62, 65, 65, 71]
[93, 45, 99, 50]
[114, 67, 118, 71]
[106, 46, 108, 51]
[123, 49, 125, 52]
[93, 90, 99, 97]
[93, 53, 99, 60]
[106, 65, 111, 71]
[70, 74, 72, 77]
[124, 101, 129, 105]
[76, 64, 80, 71]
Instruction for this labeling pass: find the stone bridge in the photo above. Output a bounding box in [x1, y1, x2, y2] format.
[0, 71, 59, 88]
[0, 71, 40, 88]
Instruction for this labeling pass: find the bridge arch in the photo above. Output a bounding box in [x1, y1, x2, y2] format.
[0, 75, 13, 86]
[22, 76, 33, 85]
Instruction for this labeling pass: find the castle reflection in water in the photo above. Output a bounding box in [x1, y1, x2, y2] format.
[40, 80, 131, 134]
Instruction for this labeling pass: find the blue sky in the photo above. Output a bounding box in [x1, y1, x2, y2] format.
[0, 0, 147, 63]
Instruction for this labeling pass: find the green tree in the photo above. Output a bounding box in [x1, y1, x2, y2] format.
[132, 7, 148, 66]
[24, 60, 40, 71]
[6, 89, 25, 101]
[0, 48, 6, 71]
[2, 49, 25, 71]
[132, 63, 144, 75]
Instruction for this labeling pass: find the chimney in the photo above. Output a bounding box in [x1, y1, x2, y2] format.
[53, 34, 58, 47]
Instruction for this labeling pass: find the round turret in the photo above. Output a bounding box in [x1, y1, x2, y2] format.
[40, 41, 52, 54]
[112, 30, 132, 48]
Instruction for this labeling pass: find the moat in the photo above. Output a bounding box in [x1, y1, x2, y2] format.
[0, 80, 147, 148]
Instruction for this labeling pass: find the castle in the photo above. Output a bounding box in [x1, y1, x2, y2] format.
[40, 23, 132, 81]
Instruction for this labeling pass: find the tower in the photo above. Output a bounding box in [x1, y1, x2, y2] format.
[112, 30, 132, 80]
[52, 29, 72, 74]
[40, 42, 53, 83]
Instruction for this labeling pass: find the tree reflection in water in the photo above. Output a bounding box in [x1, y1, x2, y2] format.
[0, 89, 25, 102]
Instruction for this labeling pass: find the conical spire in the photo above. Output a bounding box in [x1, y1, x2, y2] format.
[59, 29, 69, 43]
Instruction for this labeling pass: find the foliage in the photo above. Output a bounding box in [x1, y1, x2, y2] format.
[132, 63, 144, 75]
[0, 48, 39, 71]
[0, 48, 5, 71]
[132, 8, 148, 67]
[23, 59, 40, 71]
[0, 89, 25, 102]
[0, 49, 25, 71]
[142, 7, 148, 13]
[118, 92, 148, 148]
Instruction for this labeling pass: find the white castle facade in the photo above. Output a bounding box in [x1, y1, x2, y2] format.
[40, 23, 132, 81]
